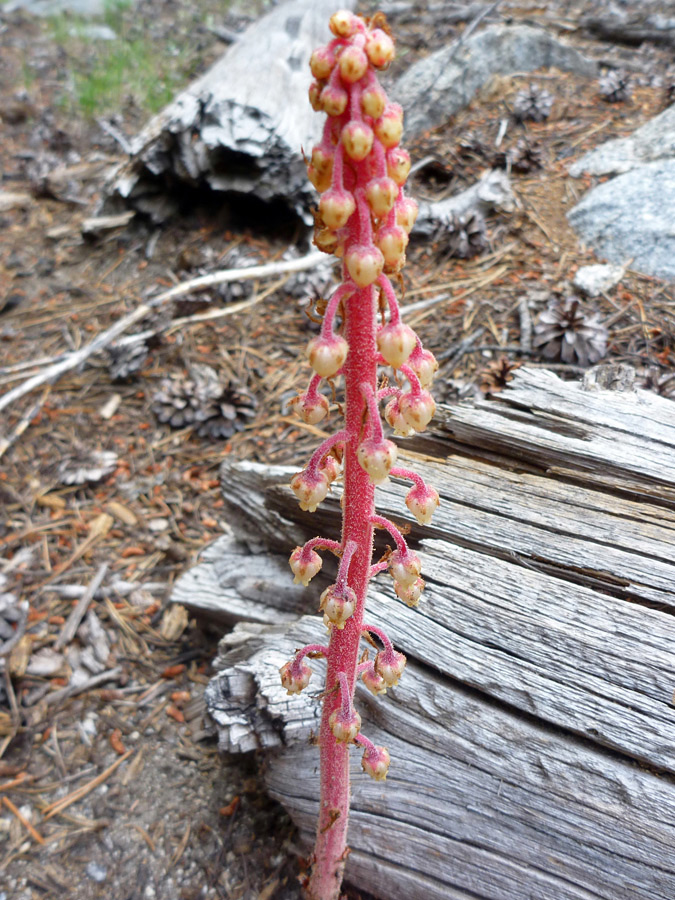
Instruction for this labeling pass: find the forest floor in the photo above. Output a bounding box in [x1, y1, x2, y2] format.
[1, 1, 675, 899]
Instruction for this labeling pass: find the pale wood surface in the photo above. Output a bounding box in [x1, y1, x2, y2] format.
[176, 367, 675, 899]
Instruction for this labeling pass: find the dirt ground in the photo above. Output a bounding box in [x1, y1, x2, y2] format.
[1, 1, 675, 899]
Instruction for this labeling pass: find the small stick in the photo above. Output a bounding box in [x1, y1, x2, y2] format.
[41, 749, 133, 819]
[0, 250, 328, 415]
[0, 386, 50, 460]
[54, 563, 108, 650]
[2, 796, 45, 845]
[519, 296, 533, 354]
[45, 666, 123, 706]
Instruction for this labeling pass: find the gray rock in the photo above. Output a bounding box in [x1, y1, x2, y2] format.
[573, 263, 626, 297]
[569, 104, 675, 177]
[2, 0, 130, 14]
[568, 161, 675, 281]
[393, 24, 596, 136]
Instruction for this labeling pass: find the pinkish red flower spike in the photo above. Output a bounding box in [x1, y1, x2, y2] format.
[281, 13, 439, 899]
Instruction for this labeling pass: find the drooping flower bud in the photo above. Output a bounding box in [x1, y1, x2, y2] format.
[321, 84, 348, 117]
[395, 196, 419, 233]
[374, 649, 407, 687]
[376, 224, 409, 269]
[290, 469, 330, 513]
[329, 9, 359, 38]
[357, 437, 397, 484]
[280, 658, 312, 694]
[308, 81, 324, 112]
[310, 46, 336, 81]
[319, 453, 342, 484]
[311, 146, 334, 176]
[399, 390, 436, 432]
[341, 121, 374, 161]
[314, 227, 341, 255]
[320, 584, 357, 629]
[407, 347, 437, 387]
[319, 189, 356, 230]
[361, 744, 391, 780]
[289, 546, 323, 586]
[394, 576, 424, 607]
[365, 29, 395, 68]
[387, 147, 411, 185]
[384, 397, 414, 437]
[365, 177, 398, 218]
[361, 664, 388, 696]
[329, 706, 362, 742]
[307, 164, 332, 193]
[289, 392, 330, 425]
[389, 548, 421, 587]
[307, 335, 349, 378]
[361, 85, 386, 119]
[405, 485, 440, 526]
[345, 244, 384, 288]
[377, 322, 416, 369]
[374, 104, 404, 148]
[339, 45, 368, 83]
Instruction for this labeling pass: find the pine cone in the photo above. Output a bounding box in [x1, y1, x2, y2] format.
[533, 297, 608, 366]
[599, 70, 631, 103]
[513, 84, 553, 123]
[152, 365, 257, 439]
[480, 358, 522, 393]
[507, 139, 544, 173]
[57, 449, 118, 486]
[108, 341, 150, 381]
[282, 250, 336, 300]
[445, 211, 487, 259]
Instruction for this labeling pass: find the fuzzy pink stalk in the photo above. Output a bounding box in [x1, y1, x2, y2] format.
[281, 11, 440, 899]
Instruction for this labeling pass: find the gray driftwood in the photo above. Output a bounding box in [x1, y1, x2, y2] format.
[106, 0, 355, 223]
[175, 366, 675, 899]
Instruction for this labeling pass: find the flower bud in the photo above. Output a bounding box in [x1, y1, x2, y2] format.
[280, 659, 312, 694]
[307, 164, 332, 193]
[387, 147, 411, 185]
[366, 29, 395, 68]
[384, 397, 414, 437]
[390, 548, 421, 587]
[329, 9, 359, 38]
[376, 224, 409, 268]
[375, 649, 406, 687]
[319, 453, 341, 483]
[395, 196, 419, 233]
[341, 121, 374, 161]
[399, 390, 436, 432]
[307, 334, 349, 378]
[374, 104, 404, 148]
[357, 437, 397, 484]
[321, 84, 348, 117]
[314, 227, 341, 255]
[320, 584, 357, 629]
[289, 546, 322, 586]
[290, 469, 330, 513]
[365, 176, 398, 217]
[377, 322, 416, 368]
[361, 85, 386, 119]
[329, 707, 361, 743]
[310, 46, 335, 80]
[309, 80, 324, 112]
[289, 392, 329, 425]
[394, 576, 424, 607]
[405, 485, 440, 525]
[407, 347, 437, 387]
[339, 45, 368, 83]
[361, 664, 388, 696]
[345, 244, 384, 288]
[361, 744, 391, 780]
[319, 189, 355, 230]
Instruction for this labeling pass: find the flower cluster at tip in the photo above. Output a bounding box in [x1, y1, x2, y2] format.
[280, 10, 441, 783]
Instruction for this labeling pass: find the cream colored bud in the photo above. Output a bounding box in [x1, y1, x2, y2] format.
[339, 45, 368, 83]
[289, 546, 323, 586]
[307, 335, 349, 378]
[374, 105, 403, 148]
[319, 190, 356, 230]
[374, 649, 406, 687]
[309, 81, 324, 112]
[345, 244, 384, 287]
[361, 745, 391, 780]
[376, 224, 409, 268]
[361, 86, 387, 118]
[365, 176, 398, 217]
[321, 84, 348, 117]
[387, 148, 411, 185]
[405, 486, 440, 526]
[390, 549, 421, 587]
[407, 348, 437, 387]
[394, 576, 424, 607]
[320, 584, 357, 629]
[280, 659, 312, 694]
[377, 322, 416, 369]
[341, 121, 374, 161]
[365, 29, 395, 68]
[310, 46, 335, 80]
[399, 391, 436, 432]
[329, 9, 358, 37]
[357, 437, 397, 484]
[384, 397, 414, 437]
[307, 164, 332, 193]
[329, 708, 361, 742]
[289, 392, 330, 425]
[290, 470, 330, 513]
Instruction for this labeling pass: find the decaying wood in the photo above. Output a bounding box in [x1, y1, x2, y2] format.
[177, 366, 675, 899]
[581, 12, 675, 47]
[106, 0, 356, 223]
[414, 168, 515, 238]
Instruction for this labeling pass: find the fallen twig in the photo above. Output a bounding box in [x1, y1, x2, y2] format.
[2, 796, 45, 845]
[41, 749, 133, 820]
[45, 666, 124, 706]
[0, 250, 328, 415]
[0, 386, 50, 461]
[54, 563, 108, 651]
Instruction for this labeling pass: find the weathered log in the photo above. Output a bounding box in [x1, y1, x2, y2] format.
[176, 366, 675, 898]
[581, 11, 675, 48]
[106, 0, 356, 223]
